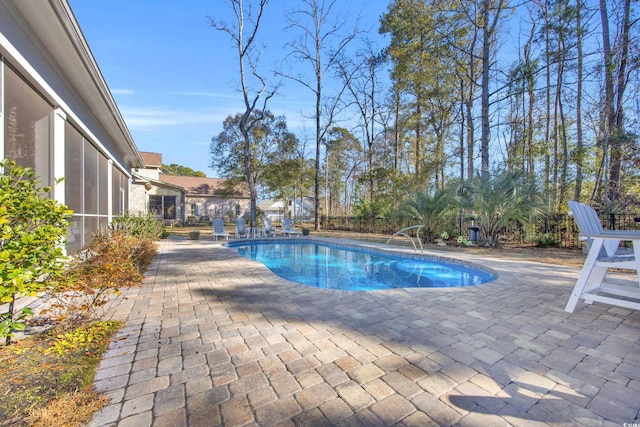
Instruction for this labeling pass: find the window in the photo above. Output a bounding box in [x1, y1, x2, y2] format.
[149, 195, 176, 220]
[149, 195, 162, 217]
[235, 204, 241, 217]
[164, 196, 176, 219]
[190, 203, 197, 216]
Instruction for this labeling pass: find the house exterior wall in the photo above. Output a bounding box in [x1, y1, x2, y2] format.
[129, 183, 148, 216]
[0, 1, 142, 253]
[186, 196, 250, 223]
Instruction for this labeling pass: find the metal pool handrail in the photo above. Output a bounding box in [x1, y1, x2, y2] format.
[386, 225, 425, 252]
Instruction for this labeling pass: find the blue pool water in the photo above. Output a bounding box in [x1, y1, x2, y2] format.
[227, 240, 496, 290]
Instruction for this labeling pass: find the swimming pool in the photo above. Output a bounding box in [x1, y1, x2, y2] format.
[227, 240, 496, 290]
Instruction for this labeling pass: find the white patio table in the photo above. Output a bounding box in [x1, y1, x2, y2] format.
[565, 230, 640, 313]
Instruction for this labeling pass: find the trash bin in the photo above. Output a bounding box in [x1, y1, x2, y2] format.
[468, 226, 480, 242]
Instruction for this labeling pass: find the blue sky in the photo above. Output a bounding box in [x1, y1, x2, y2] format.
[69, 0, 389, 177]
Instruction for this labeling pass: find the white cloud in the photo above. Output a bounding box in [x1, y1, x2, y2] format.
[111, 88, 136, 95]
[120, 106, 234, 130]
[175, 91, 239, 98]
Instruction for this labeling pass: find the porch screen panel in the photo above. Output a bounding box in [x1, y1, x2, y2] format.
[66, 216, 83, 254]
[3, 63, 53, 187]
[123, 175, 129, 212]
[83, 142, 98, 215]
[64, 122, 84, 253]
[111, 166, 128, 216]
[98, 153, 108, 216]
[64, 122, 83, 213]
[84, 216, 98, 246]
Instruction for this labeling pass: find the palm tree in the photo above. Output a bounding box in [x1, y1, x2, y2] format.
[395, 188, 453, 242]
[458, 171, 544, 247]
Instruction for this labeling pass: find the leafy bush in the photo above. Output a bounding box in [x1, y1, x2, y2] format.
[45, 320, 120, 355]
[91, 221, 158, 272]
[46, 216, 159, 329]
[0, 159, 71, 344]
[530, 233, 561, 248]
[47, 227, 154, 329]
[111, 212, 164, 240]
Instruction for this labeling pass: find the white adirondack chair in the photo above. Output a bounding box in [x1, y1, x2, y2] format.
[235, 218, 250, 238]
[565, 201, 640, 313]
[262, 217, 276, 237]
[281, 218, 299, 237]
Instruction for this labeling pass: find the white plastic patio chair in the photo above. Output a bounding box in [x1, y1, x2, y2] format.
[235, 218, 250, 238]
[263, 217, 276, 237]
[281, 218, 300, 237]
[212, 219, 229, 240]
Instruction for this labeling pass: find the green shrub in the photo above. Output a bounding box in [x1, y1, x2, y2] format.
[0, 159, 71, 344]
[111, 212, 164, 240]
[45, 320, 120, 355]
[530, 233, 561, 248]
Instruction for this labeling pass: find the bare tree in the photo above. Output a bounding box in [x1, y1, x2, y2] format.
[279, 0, 359, 230]
[210, 0, 277, 228]
[336, 41, 387, 205]
[480, 0, 507, 179]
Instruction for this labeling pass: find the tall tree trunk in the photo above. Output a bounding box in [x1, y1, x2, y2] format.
[466, 24, 478, 180]
[415, 98, 422, 176]
[598, 0, 615, 203]
[607, 0, 632, 203]
[479, 0, 505, 179]
[465, 96, 475, 179]
[480, 0, 491, 179]
[558, 58, 569, 208]
[314, 22, 322, 231]
[460, 79, 465, 181]
[574, 0, 584, 202]
[543, 0, 552, 209]
[394, 88, 400, 171]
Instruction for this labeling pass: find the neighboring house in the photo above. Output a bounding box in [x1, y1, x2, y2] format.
[258, 200, 285, 221]
[289, 197, 315, 222]
[132, 152, 249, 225]
[0, 1, 144, 253]
[259, 197, 314, 222]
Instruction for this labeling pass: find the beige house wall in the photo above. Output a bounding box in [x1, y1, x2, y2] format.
[185, 197, 250, 224]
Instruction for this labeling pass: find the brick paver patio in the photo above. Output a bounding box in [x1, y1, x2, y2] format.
[88, 236, 640, 426]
